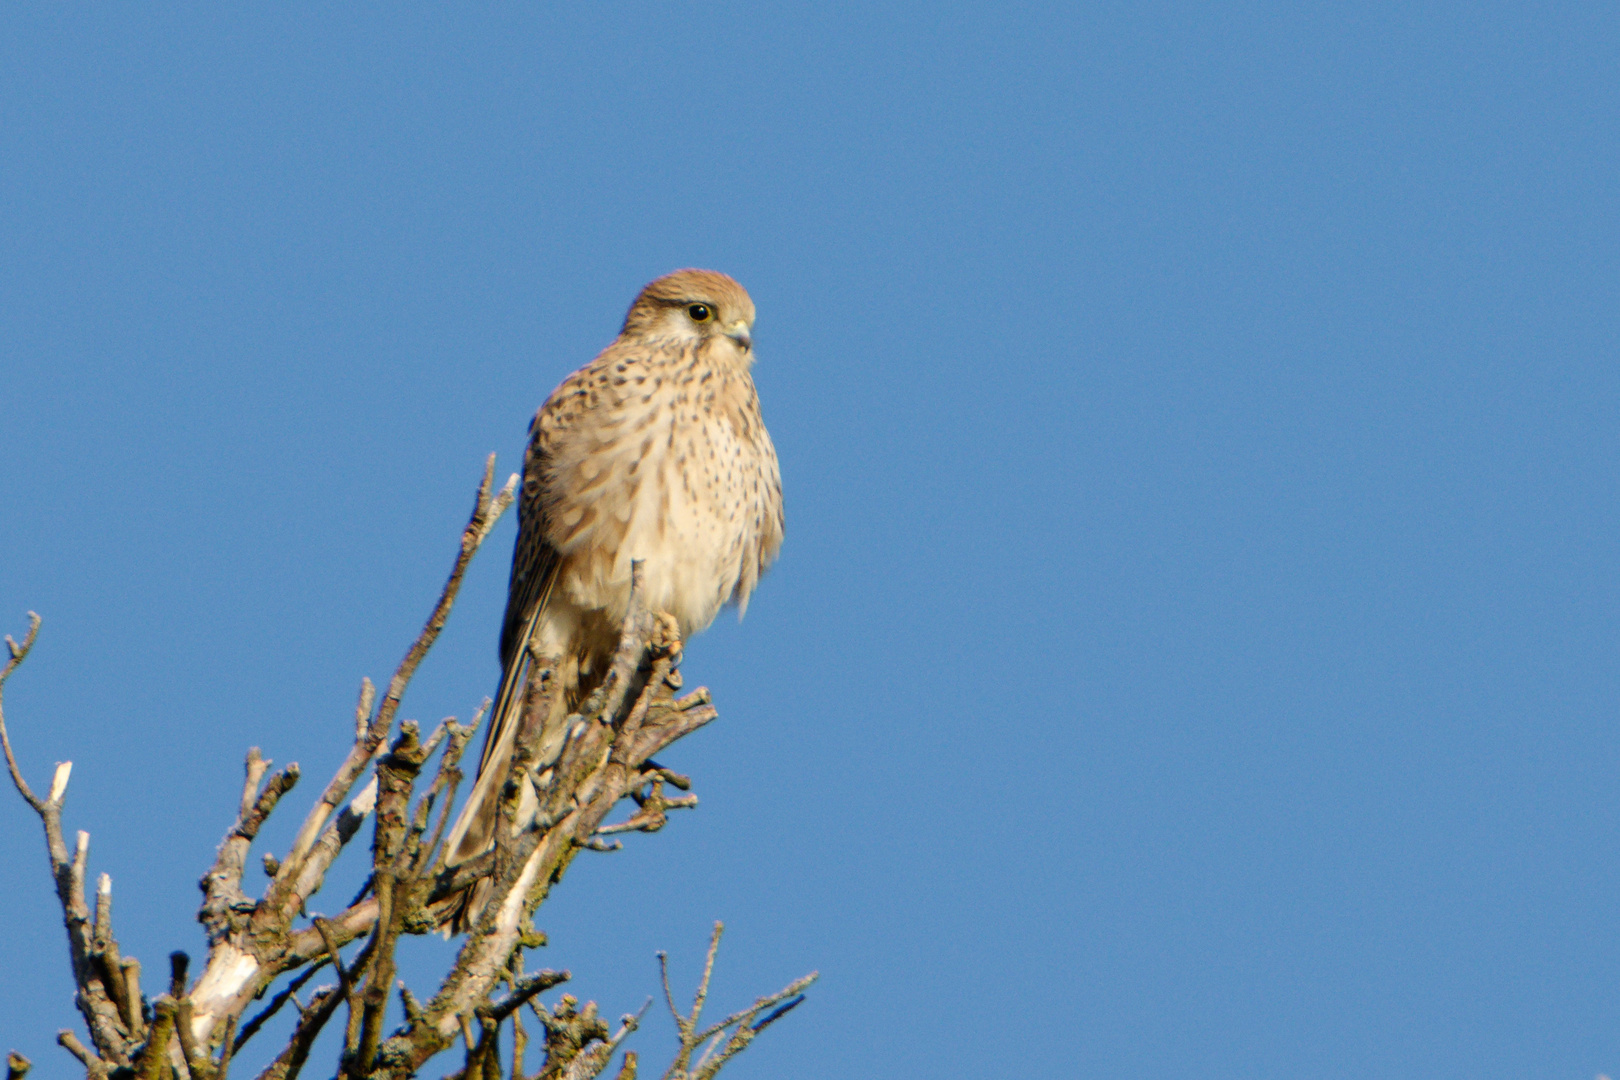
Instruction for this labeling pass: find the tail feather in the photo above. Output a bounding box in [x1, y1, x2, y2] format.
[438, 600, 576, 933]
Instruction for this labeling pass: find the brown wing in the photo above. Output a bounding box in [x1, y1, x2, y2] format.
[464, 412, 561, 786]
[499, 412, 561, 670]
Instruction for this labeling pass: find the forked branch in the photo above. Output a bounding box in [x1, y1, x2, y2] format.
[3, 456, 812, 1080]
[658, 924, 816, 1080]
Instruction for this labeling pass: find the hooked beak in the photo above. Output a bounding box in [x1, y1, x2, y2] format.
[726, 323, 752, 352]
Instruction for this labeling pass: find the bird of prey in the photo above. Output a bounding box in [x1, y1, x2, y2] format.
[440, 269, 783, 928]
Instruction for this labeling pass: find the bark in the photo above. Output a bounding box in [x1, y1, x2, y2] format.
[0, 456, 812, 1080]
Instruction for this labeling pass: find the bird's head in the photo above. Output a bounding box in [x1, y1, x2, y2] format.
[621, 269, 756, 359]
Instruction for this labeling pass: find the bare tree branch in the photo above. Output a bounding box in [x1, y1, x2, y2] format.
[186, 456, 519, 1052]
[1, 613, 139, 1067]
[0, 612, 43, 810]
[232, 961, 325, 1053]
[655, 926, 816, 1080]
[2, 458, 811, 1080]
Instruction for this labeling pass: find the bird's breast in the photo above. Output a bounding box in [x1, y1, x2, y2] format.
[545, 360, 781, 637]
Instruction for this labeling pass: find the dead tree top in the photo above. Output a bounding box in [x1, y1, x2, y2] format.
[0, 455, 814, 1080]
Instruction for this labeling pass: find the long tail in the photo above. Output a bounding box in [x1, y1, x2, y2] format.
[438, 604, 575, 932]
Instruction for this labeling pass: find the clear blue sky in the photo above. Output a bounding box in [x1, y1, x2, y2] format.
[2, 4, 1618, 1077]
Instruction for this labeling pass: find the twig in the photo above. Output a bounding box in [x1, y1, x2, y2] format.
[656, 927, 817, 1080]
[481, 969, 570, 1023]
[510, 1008, 526, 1080]
[1, 614, 135, 1065]
[253, 985, 343, 1080]
[271, 681, 377, 904]
[420, 713, 480, 877]
[233, 961, 326, 1052]
[138, 998, 176, 1080]
[288, 777, 379, 914]
[691, 976, 815, 1047]
[240, 750, 271, 821]
[170, 951, 191, 998]
[353, 719, 436, 1071]
[201, 753, 301, 940]
[176, 996, 220, 1080]
[594, 780, 698, 836]
[658, 954, 679, 1034]
[216, 1015, 239, 1080]
[120, 957, 146, 1040]
[0, 613, 43, 810]
[747, 993, 805, 1033]
[55, 1031, 107, 1080]
[311, 918, 351, 999]
[691, 924, 724, 1035]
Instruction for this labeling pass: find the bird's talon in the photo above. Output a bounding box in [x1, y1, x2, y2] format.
[651, 611, 682, 654]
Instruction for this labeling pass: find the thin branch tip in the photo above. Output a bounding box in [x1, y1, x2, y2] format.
[7, 460, 812, 1080]
[2, 612, 41, 668]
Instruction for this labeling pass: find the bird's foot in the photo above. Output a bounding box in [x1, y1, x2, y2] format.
[651, 610, 684, 660]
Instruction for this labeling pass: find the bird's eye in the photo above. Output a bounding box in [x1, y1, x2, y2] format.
[687, 304, 711, 322]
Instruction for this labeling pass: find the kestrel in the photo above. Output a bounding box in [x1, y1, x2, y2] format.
[441, 269, 783, 926]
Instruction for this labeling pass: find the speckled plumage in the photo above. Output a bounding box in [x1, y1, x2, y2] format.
[441, 271, 782, 917]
